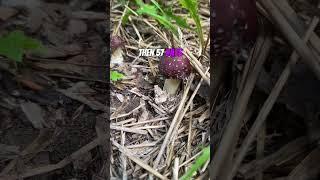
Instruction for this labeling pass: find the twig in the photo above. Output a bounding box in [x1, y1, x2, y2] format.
[110, 125, 148, 135]
[121, 117, 170, 127]
[121, 130, 127, 180]
[173, 157, 179, 180]
[255, 122, 266, 180]
[183, 48, 210, 85]
[111, 103, 144, 120]
[258, 0, 320, 80]
[187, 103, 193, 158]
[271, 0, 320, 55]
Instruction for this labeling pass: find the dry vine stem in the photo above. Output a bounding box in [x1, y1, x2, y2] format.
[228, 3, 320, 179]
[209, 34, 272, 179]
[153, 74, 195, 170]
[257, 0, 320, 80]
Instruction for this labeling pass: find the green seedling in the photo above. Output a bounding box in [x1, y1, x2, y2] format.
[122, 8, 132, 25]
[110, 70, 126, 82]
[0, 30, 43, 63]
[180, 146, 210, 180]
[150, 0, 189, 29]
[134, 0, 189, 37]
[130, 0, 203, 48]
[179, 0, 204, 47]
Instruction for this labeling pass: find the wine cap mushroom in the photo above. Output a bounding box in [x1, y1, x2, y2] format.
[111, 35, 124, 51]
[159, 55, 192, 80]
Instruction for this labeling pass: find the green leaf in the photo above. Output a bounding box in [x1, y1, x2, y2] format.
[150, 0, 165, 14]
[136, 4, 158, 15]
[164, 10, 190, 29]
[135, 0, 145, 7]
[110, 71, 126, 82]
[122, 9, 132, 25]
[135, 0, 178, 36]
[0, 30, 43, 62]
[180, 146, 210, 180]
[178, 0, 204, 46]
[137, 7, 178, 35]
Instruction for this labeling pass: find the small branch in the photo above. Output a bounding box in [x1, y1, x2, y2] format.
[258, 0, 320, 80]
[255, 123, 266, 180]
[173, 157, 179, 180]
[271, 0, 320, 55]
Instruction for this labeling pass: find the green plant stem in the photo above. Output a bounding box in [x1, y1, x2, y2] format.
[180, 146, 210, 180]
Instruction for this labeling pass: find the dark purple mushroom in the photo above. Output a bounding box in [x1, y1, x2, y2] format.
[159, 55, 192, 79]
[159, 54, 192, 95]
[111, 35, 124, 51]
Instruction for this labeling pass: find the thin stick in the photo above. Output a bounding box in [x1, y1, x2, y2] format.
[110, 125, 148, 135]
[258, 0, 320, 80]
[271, 0, 320, 55]
[255, 122, 266, 180]
[121, 130, 127, 180]
[187, 104, 193, 158]
[173, 157, 179, 180]
[183, 48, 210, 85]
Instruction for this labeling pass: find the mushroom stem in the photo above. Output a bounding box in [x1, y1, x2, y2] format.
[163, 78, 181, 95]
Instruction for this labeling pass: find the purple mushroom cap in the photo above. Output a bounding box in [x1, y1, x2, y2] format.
[159, 55, 192, 80]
